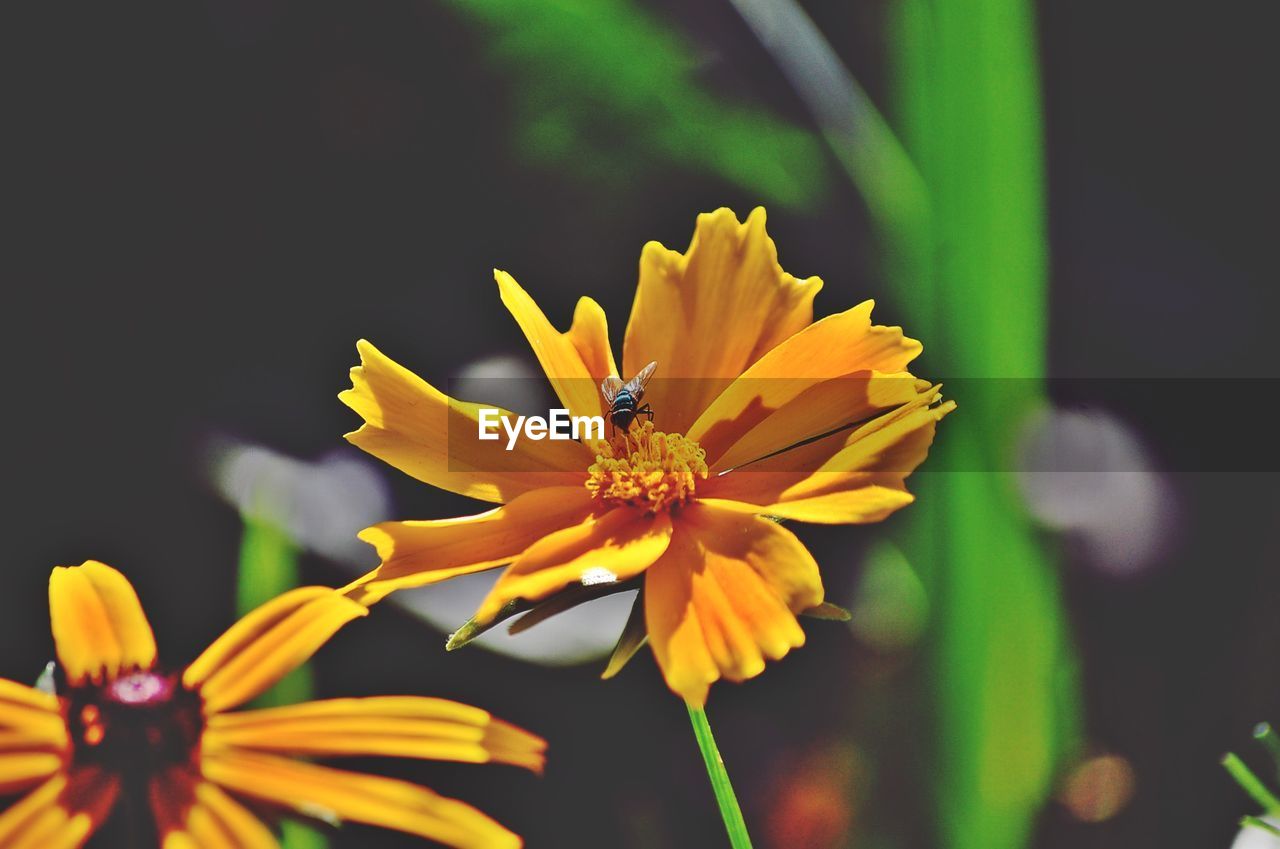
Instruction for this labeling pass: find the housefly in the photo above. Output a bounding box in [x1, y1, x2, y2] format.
[601, 361, 657, 436]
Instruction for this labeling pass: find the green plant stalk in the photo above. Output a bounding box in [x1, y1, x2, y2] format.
[1223, 753, 1280, 815]
[885, 0, 1083, 847]
[1242, 816, 1280, 838]
[686, 703, 754, 849]
[1255, 723, 1280, 779]
[237, 515, 326, 849]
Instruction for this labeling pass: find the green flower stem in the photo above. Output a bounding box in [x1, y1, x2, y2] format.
[686, 703, 754, 849]
[1243, 816, 1280, 838]
[1222, 753, 1280, 815]
[1255, 723, 1280, 778]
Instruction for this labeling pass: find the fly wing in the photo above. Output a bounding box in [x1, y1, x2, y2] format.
[600, 376, 624, 405]
[624, 361, 658, 399]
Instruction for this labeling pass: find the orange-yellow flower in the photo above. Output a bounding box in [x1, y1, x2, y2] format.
[341, 207, 953, 705]
[0, 561, 544, 849]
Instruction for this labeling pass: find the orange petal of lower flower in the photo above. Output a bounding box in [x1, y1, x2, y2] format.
[205, 696, 546, 774]
[0, 754, 63, 795]
[496, 271, 617, 420]
[47, 561, 157, 686]
[152, 769, 278, 849]
[622, 208, 823, 434]
[347, 486, 596, 604]
[645, 504, 822, 706]
[340, 339, 589, 504]
[192, 781, 279, 849]
[0, 769, 119, 849]
[184, 589, 368, 714]
[475, 507, 673, 624]
[686, 301, 923, 467]
[0, 775, 66, 845]
[202, 750, 524, 849]
[0, 680, 67, 747]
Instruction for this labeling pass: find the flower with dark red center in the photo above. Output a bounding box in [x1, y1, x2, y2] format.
[0, 561, 545, 848]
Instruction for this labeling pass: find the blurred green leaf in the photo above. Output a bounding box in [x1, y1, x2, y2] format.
[881, 0, 1084, 846]
[237, 515, 327, 849]
[443, 0, 830, 208]
[237, 516, 313, 711]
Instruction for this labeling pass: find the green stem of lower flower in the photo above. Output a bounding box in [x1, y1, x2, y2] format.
[1255, 723, 1280, 779]
[237, 514, 325, 849]
[1223, 753, 1280, 815]
[686, 702, 754, 849]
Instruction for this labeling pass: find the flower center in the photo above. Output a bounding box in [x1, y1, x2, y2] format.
[586, 421, 708, 513]
[66, 670, 204, 776]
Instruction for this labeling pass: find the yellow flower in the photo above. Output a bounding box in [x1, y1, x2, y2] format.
[0, 561, 544, 849]
[341, 207, 953, 706]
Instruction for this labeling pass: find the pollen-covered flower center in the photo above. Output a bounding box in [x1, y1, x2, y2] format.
[586, 421, 708, 513]
[66, 670, 204, 775]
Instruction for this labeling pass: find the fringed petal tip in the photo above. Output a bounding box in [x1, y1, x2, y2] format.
[645, 504, 822, 706]
[338, 338, 589, 504]
[624, 207, 824, 434]
[494, 269, 618, 420]
[47, 561, 157, 686]
[345, 486, 599, 606]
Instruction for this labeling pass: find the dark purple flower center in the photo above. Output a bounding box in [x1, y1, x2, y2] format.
[66, 670, 204, 776]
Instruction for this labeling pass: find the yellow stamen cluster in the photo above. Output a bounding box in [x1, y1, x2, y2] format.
[586, 421, 708, 513]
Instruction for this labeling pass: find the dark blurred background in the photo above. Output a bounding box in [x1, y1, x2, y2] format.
[2, 0, 1276, 847]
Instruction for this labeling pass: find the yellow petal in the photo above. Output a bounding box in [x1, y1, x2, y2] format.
[346, 486, 596, 605]
[622, 207, 823, 434]
[0, 754, 63, 795]
[192, 781, 280, 849]
[0, 775, 66, 846]
[152, 769, 279, 849]
[340, 339, 589, 504]
[202, 750, 524, 849]
[475, 507, 673, 624]
[701, 387, 954, 523]
[184, 588, 368, 714]
[0, 680, 67, 747]
[685, 300, 924, 468]
[206, 696, 546, 774]
[645, 504, 822, 706]
[0, 769, 118, 849]
[48, 561, 157, 685]
[496, 270, 617, 419]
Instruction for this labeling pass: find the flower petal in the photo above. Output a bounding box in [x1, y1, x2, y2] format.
[685, 300, 924, 468]
[151, 769, 279, 849]
[0, 769, 118, 849]
[191, 781, 279, 849]
[700, 387, 954, 522]
[475, 507, 673, 624]
[205, 696, 546, 774]
[623, 208, 823, 433]
[347, 486, 596, 605]
[48, 561, 157, 686]
[341, 339, 589, 504]
[496, 271, 617, 419]
[0, 680, 67, 748]
[184, 589, 368, 714]
[644, 504, 822, 706]
[202, 749, 524, 849]
[0, 754, 63, 795]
